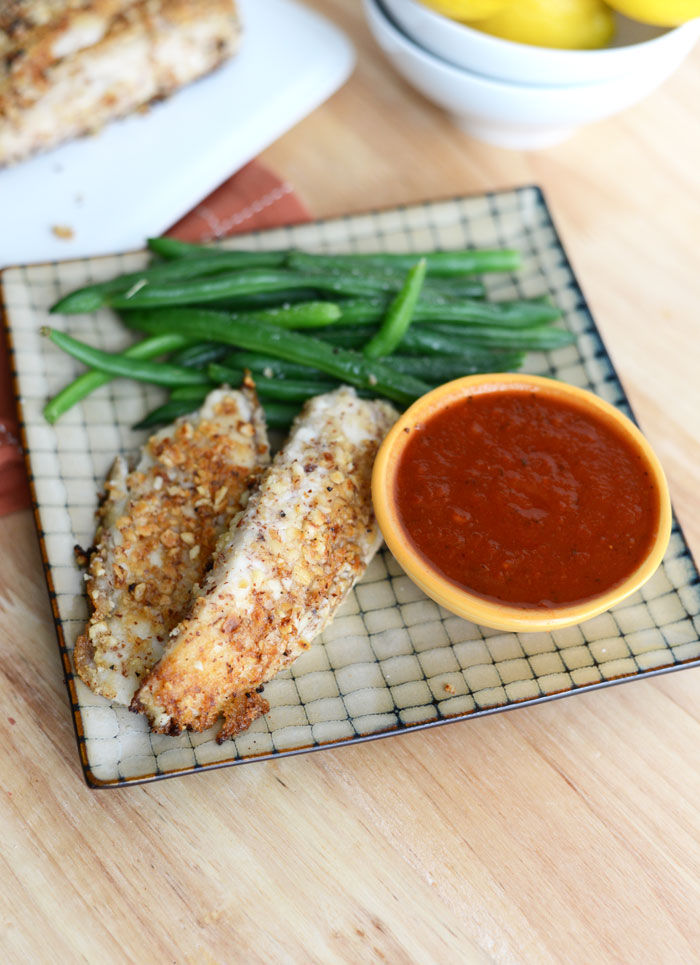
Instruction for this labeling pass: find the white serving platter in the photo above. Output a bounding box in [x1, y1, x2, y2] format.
[0, 0, 354, 268]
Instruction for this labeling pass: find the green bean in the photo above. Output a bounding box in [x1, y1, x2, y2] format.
[142, 393, 301, 431]
[262, 402, 301, 429]
[179, 300, 343, 330]
[147, 237, 288, 264]
[222, 349, 517, 385]
[234, 300, 344, 329]
[211, 289, 321, 311]
[239, 301, 343, 329]
[121, 308, 431, 405]
[107, 269, 479, 308]
[279, 282, 486, 303]
[133, 392, 304, 431]
[134, 391, 300, 431]
[419, 323, 576, 351]
[147, 239, 519, 275]
[398, 327, 495, 355]
[42, 328, 211, 387]
[42, 332, 193, 423]
[335, 299, 410, 326]
[147, 237, 204, 258]
[415, 299, 560, 327]
[337, 296, 560, 328]
[364, 259, 426, 359]
[208, 364, 338, 402]
[222, 352, 331, 380]
[386, 352, 525, 382]
[423, 279, 484, 299]
[310, 274, 483, 301]
[318, 327, 456, 353]
[205, 363, 245, 386]
[170, 385, 213, 401]
[147, 237, 215, 259]
[168, 342, 230, 368]
[108, 269, 349, 309]
[127, 300, 341, 335]
[133, 399, 200, 429]
[106, 271, 379, 307]
[285, 249, 520, 277]
[285, 258, 486, 299]
[51, 254, 295, 315]
[319, 324, 573, 354]
[107, 271, 342, 307]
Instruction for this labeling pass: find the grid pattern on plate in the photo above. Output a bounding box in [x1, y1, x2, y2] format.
[3, 186, 700, 787]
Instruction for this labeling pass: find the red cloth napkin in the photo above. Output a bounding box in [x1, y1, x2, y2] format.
[0, 160, 311, 517]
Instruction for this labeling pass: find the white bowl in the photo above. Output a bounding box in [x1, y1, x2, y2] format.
[363, 0, 700, 149]
[383, 0, 700, 87]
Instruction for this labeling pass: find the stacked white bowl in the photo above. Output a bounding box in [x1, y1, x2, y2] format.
[363, 0, 700, 148]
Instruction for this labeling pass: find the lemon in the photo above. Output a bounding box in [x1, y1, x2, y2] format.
[470, 0, 616, 50]
[605, 0, 700, 26]
[418, 0, 509, 18]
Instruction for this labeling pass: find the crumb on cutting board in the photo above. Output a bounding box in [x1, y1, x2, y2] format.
[51, 224, 74, 240]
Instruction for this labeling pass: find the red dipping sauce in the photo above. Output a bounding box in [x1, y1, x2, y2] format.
[394, 388, 661, 609]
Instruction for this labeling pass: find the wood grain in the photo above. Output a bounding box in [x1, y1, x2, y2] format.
[1, 4, 700, 961]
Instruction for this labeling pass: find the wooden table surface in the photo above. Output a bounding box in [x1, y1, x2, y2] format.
[2, 3, 700, 962]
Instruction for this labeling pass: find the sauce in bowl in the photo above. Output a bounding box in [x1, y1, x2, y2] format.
[394, 388, 661, 609]
[372, 374, 672, 631]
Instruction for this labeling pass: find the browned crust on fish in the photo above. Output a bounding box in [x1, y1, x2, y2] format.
[1, 1, 130, 76]
[0, 0, 241, 164]
[131, 388, 397, 741]
[74, 387, 269, 706]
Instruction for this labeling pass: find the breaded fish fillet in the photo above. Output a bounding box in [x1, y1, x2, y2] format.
[0, 1, 131, 67]
[0, 0, 241, 165]
[131, 387, 398, 741]
[74, 386, 269, 706]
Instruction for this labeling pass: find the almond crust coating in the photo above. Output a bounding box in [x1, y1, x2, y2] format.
[131, 387, 398, 741]
[0, 0, 241, 165]
[74, 386, 269, 707]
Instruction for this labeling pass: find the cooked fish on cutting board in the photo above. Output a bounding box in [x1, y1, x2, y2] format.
[74, 386, 269, 707]
[0, 0, 241, 165]
[131, 386, 398, 741]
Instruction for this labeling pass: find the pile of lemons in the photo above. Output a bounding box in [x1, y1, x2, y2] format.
[420, 1, 700, 49]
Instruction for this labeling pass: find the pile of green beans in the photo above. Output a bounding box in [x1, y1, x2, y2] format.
[43, 239, 573, 429]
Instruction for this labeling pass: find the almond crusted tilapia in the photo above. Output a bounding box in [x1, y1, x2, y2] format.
[0, 0, 241, 165]
[74, 386, 269, 706]
[131, 387, 398, 741]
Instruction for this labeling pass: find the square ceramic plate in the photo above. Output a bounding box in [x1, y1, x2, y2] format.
[0, 0, 354, 267]
[3, 187, 700, 788]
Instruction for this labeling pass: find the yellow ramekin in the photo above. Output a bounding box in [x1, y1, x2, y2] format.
[372, 373, 672, 632]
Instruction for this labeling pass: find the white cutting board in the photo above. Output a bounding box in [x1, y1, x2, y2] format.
[0, 0, 354, 267]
